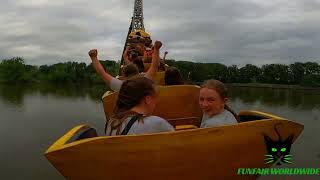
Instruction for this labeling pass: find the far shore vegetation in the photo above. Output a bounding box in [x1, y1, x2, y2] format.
[0, 57, 319, 87]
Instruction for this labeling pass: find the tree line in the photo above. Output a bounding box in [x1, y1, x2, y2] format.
[165, 60, 320, 86]
[0, 57, 119, 84]
[0, 57, 319, 86]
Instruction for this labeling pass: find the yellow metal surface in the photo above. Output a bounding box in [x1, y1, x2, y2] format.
[129, 30, 151, 39]
[153, 71, 165, 85]
[238, 110, 287, 120]
[46, 125, 92, 153]
[175, 125, 198, 130]
[45, 119, 303, 180]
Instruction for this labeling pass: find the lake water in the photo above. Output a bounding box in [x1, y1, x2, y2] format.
[0, 83, 319, 179]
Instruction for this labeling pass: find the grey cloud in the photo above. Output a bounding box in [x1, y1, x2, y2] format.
[0, 0, 319, 66]
[146, 0, 320, 65]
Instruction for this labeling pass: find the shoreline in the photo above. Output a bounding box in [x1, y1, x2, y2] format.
[1, 82, 320, 91]
[190, 82, 320, 91]
[227, 83, 320, 91]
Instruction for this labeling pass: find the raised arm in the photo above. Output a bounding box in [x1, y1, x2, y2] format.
[145, 41, 162, 80]
[163, 51, 168, 61]
[88, 49, 113, 85]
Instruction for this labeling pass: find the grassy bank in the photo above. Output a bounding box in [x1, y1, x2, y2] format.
[227, 83, 320, 91]
[189, 81, 320, 90]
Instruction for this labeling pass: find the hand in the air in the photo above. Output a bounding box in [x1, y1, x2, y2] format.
[154, 41, 162, 50]
[88, 49, 98, 59]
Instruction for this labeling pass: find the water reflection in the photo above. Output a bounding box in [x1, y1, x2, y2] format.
[1, 83, 319, 109]
[86, 85, 109, 101]
[0, 83, 109, 106]
[0, 84, 34, 106]
[229, 87, 320, 110]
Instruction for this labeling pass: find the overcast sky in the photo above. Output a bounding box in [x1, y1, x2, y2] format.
[1, 0, 319, 66]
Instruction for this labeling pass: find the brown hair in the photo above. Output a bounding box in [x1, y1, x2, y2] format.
[201, 79, 238, 121]
[165, 67, 184, 85]
[132, 58, 145, 73]
[122, 63, 139, 77]
[108, 75, 156, 135]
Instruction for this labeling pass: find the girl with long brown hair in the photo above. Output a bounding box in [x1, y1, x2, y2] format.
[199, 79, 238, 128]
[106, 75, 174, 135]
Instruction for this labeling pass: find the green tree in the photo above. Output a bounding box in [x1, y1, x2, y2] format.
[261, 64, 289, 84]
[289, 62, 305, 84]
[0, 57, 27, 83]
[1, 56, 319, 86]
[21, 65, 38, 82]
[239, 64, 261, 83]
[304, 62, 320, 75]
[226, 65, 239, 83]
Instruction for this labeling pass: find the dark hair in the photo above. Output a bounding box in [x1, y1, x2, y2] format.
[201, 79, 238, 121]
[122, 63, 139, 77]
[108, 76, 156, 135]
[165, 67, 184, 85]
[128, 48, 144, 72]
[132, 58, 145, 73]
[130, 53, 138, 59]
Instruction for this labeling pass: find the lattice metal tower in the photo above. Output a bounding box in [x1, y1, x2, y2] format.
[132, 0, 145, 31]
[120, 0, 145, 66]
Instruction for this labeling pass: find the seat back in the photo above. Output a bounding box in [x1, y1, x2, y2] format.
[102, 85, 202, 126]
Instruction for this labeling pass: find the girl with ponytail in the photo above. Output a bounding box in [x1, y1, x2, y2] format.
[106, 75, 174, 136]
